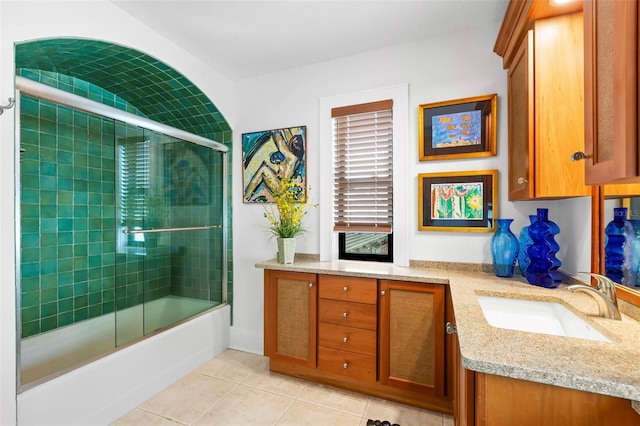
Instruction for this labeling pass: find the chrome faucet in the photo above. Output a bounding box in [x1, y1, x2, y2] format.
[566, 273, 621, 320]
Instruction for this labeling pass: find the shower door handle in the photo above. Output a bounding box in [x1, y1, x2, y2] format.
[123, 225, 222, 234]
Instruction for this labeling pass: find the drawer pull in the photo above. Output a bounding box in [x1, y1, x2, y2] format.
[309, 283, 313, 288]
[343, 312, 349, 318]
[343, 336, 348, 343]
[380, 290, 386, 296]
[343, 286, 348, 292]
[343, 362, 349, 369]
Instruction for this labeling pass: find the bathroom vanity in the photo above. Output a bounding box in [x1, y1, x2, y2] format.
[257, 259, 640, 425]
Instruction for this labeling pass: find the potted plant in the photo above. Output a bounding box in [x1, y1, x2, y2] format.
[263, 177, 313, 263]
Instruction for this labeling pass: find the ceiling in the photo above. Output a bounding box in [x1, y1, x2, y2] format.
[111, 0, 509, 81]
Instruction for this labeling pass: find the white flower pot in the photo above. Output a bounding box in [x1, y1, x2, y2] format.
[277, 237, 296, 264]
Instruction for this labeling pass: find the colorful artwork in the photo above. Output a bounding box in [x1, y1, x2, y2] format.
[431, 182, 484, 220]
[432, 110, 481, 148]
[418, 170, 496, 232]
[242, 126, 306, 203]
[418, 94, 497, 161]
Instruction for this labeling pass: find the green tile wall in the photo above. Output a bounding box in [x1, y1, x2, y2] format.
[20, 94, 118, 337]
[18, 57, 233, 337]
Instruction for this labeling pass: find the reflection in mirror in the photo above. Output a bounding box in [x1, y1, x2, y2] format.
[602, 197, 640, 290]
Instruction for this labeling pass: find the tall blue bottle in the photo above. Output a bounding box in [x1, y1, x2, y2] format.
[517, 215, 537, 277]
[604, 207, 635, 286]
[491, 219, 519, 278]
[547, 213, 562, 283]
[629, 219, 640, 287]
[525, 208, 557, 288]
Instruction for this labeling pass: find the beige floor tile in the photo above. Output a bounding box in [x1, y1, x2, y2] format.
[277, 400, 361, 426]
[110, 408, 182, 426]
[364, 398, 444, 426]
[193, 384, 293, 426]
[297, 383, 369, 417]
[196, 348, 269, 383]
[139, 372, 237, 424]
[242, 368, 308, 398]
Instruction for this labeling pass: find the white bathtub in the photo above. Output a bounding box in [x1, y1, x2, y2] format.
[17, 298, 230, 426]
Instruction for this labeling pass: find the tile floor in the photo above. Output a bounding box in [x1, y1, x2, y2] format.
[112, 349, 454, 426]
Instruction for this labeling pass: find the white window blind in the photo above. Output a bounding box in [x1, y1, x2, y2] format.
[332, 100, 393, 233]
[119, 139, 150, 227]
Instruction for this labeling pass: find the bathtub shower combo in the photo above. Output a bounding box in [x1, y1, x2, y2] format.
[16, 75, 229, 390]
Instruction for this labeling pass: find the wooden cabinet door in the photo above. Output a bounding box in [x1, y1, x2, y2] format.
[507, 29, 534, 201]
[378, 280, 446, 397]
[534, 13, 590, 198]
[264, 270, 317, 368]
[584, 0, 638, 185]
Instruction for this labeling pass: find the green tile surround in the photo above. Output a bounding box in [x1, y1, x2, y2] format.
[16, 39, 233, 338]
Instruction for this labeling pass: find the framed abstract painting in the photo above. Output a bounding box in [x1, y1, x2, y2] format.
[242, 126, 306, 203]
[418, 170, 497, 232]
[418, 94, 497, 161]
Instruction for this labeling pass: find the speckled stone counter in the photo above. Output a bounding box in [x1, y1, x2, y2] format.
[256, 258, 640, 412]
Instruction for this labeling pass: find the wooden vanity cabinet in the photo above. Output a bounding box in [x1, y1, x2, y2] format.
[583, 0, 638, 185]
[263, 270, 454, 413]
[317, 275, 377, 383]
[507, 12, 590, 200]
[263, 270, 317, 369]
[474, 373, 640, 426]
[378, 280, 446, 397]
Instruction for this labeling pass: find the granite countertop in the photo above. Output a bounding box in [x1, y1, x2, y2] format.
[256, 258, 640, 408]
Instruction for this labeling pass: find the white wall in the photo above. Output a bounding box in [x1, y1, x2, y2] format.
[0, 2, 236, 424]
[231, 23, 593, 355]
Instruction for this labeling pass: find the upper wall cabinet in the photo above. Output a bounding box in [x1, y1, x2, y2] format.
[583, 0, 638, 185]
[501, 10, 591, 200]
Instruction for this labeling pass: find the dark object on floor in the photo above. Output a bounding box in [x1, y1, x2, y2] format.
[366, 420, 400, 426]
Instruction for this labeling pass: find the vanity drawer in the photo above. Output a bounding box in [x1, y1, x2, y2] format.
[318, 323, 376, 356]
[319, 275, 377, 304]
[318, 299, 377, 330]
[317, 347, 376, 382]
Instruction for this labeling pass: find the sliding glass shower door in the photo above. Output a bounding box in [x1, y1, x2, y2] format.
[115, 124, 225, 346]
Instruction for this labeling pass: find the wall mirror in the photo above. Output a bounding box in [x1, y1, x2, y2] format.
[596, 186, 640, 305]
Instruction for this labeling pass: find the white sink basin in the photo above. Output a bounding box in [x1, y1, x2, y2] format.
[476, 295, 610, 342]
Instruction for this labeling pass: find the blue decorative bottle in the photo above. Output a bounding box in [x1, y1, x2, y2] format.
[525, 208, 557, 288]
[629, 219, 640, 287]
[546, 212, 562, 283]
[518, 215, 537, 277]
[605, 207, 635, 287]
[491, 219, 519, 278]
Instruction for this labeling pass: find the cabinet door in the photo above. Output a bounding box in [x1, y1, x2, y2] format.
[264, 270, 317, 368]
[378, 280, 446, 396]
[584, 0, 638, 184]
[507, 30, 534, 201]
[534, 13, 590, 198]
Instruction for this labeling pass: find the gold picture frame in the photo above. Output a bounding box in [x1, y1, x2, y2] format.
[418, 170, 498, 232]
[418, 94, 497, 161]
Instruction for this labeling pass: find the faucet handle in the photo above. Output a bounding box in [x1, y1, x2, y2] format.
[590, 273, 618, 305]
[580, 272, 618, 306]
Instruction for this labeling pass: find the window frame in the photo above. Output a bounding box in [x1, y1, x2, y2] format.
[319, 84, 409, 266]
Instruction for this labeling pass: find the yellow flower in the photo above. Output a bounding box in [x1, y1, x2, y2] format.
[467, 194, 482, 210]
[263, 178, 314, 238]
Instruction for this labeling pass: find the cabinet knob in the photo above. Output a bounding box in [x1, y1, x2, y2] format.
[571, 151, 590, 161]
[343, 362, 349, 369]
[308, 283, 313, 288]
[343, 336, 348, 343]
[343, 286, 348, 292]
[380, 290, 386, 296]
[446, 322, 457, 335]
[343, 312, 349, 318]
[517, 177, 528, 185]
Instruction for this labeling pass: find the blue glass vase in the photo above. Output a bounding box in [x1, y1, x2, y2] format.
[605, 207, 635, 287]
[517, 215, 537, 277]
[629, 219, 640, 287]
[546, 213, 562, 283]
[525, 208, 558, 288]
[491, 218, 519, 278]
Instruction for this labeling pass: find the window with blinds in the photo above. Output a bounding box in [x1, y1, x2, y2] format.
[118, 138, 150, 251]
[332, 100, 393, 262]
